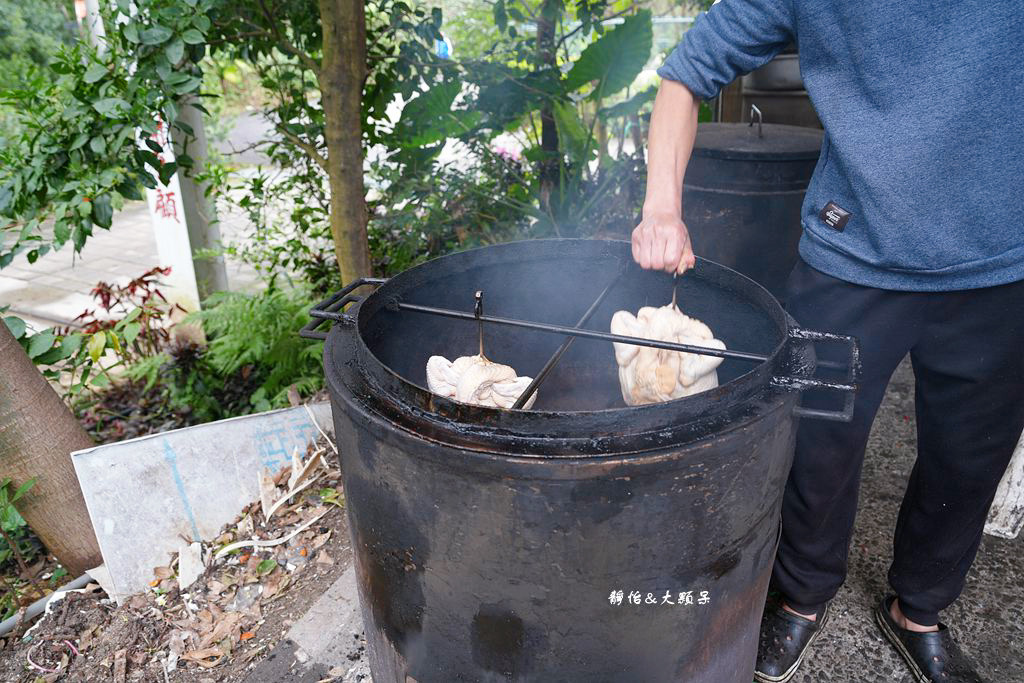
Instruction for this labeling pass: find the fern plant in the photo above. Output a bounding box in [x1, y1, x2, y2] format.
[124, 287, 324, 421]
[186, 287, 324, 412]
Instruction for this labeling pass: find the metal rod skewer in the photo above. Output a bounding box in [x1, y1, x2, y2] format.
[511, 266, 626, 409]
[391, 301, 769, 364]
[475, 291, 485, 359]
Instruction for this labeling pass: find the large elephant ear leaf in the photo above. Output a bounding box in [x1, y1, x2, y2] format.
[392, 80, 480, 148]
[552, 101, 590, 164]
[598, 85, 657, 120]
[564, 10, 653, 98]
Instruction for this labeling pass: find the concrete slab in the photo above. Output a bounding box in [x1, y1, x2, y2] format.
[986, 431, 1024, 539]
[244, 565, 371, 683]
[72, 402, 333, 603]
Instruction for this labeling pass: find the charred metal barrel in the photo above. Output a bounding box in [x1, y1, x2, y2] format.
[683, 122, 824, 300]
[317, 239, 857, 681]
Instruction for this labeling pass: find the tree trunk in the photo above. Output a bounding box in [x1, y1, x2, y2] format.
[318, 0, 372, 283]
[0, 324, 102, 575]
[536, 9, 559, 217]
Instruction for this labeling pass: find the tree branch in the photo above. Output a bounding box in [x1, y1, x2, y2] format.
[254, 0, 322, 74]
[556, 7, 632, 50]
[275, 124, 329, 171]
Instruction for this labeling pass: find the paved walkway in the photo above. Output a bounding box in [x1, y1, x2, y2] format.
[0, 199, 261, 330]
[1, 110, 275, 331]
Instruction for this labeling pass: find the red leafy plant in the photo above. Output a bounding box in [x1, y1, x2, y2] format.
[62, 266, 186, 362]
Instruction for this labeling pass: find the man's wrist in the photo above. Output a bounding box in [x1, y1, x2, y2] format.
[642, 202, 682, 219]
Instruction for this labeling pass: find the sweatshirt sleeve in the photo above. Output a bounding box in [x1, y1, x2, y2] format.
[658, 0, 796, 100]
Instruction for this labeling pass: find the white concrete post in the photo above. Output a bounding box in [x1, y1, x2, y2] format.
[143, 118, 202, 313]
[985, 429, 1024, 539]
[80, 2, 229, 313]
[170, 98, 229, 301]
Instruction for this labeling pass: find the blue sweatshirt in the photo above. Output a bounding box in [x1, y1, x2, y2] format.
[658, 1, 1024, 291]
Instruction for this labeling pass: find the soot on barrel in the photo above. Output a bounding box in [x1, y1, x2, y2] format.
[358, 245, 783, 413]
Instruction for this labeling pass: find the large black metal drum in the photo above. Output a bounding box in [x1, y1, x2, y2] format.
[683, 123, 824, 300]
[317, 239, 855, 682]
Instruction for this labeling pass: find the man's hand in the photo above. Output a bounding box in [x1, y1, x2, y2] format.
[632, 79, 701, 275]
[632, 209, 696, 274]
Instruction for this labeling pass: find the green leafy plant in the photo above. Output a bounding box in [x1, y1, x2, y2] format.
[0, 477, 36, 567]
[0, 477, 45, 620]
[198, 0, 448, 294]
[188, 288, 324, 412]
[378, 5, 657, 245]
[215, 158, 340, 298]
[319, 487, 344, 509]
[125, 287, 324, 420]
[123, 340, 232, 425]
[368, 141, 534, 275]
[0, 0, 77, 140]
[0, 0, 215, 267]
[2, 267, 183, 399]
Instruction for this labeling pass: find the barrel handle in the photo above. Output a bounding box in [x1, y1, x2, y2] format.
[299, 277, 388, 340]
[770, 328, 860, 422]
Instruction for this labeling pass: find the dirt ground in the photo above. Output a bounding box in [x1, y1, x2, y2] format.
[0, 438, 356, 682]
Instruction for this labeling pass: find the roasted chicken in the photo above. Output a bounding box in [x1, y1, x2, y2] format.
[610, 304, 725, 405]
[426, 354, 537, 409]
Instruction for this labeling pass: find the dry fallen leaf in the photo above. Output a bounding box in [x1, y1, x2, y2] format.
[181, 646, 225, 668]
[240, 631, 255, 641]
[79, 624, 98, 652]
[153, 566, 174, 580]
[273, 466, 291, 487]
[259, 469, 278, 520]
[113, 648, 127, 683]
[167, 630, 189, 656]
[315, 551, 334, 566]
[237, 514, 254, 537]
[261, 570, 290, 599]
[239, 645, 266, 664]
[311, 531, 332, 549]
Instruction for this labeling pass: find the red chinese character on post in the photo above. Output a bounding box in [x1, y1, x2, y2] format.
[150, 119, 168, 147]
[155, 188, 179, 223]
[150, 119, 169, 164]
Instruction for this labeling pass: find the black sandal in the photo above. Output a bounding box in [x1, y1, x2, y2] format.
[874, 596, 984, 683]
[754, 601, 831, 683]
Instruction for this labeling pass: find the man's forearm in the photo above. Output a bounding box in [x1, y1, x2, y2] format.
[643, 79, 701, 218]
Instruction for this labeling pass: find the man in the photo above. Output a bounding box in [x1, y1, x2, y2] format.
[632, 1, 1024, 681]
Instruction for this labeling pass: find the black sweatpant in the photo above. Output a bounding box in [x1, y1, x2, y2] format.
[771, 259, 1024, 626]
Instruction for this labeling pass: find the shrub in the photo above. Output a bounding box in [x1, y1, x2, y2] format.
[127, 287, 324, 420]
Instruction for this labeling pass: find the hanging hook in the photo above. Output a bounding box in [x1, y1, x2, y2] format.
[475, 290, 486, 359]
[749, 104, 763, 138]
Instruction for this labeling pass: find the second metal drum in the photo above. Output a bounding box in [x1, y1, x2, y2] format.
[683, 123, 824, 300]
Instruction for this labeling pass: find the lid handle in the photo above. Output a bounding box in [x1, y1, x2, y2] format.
[749, 104, 763, 138]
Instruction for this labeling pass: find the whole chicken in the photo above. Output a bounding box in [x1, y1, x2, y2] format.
[610, 304, 726, 405]
[426, 354, 537, 409]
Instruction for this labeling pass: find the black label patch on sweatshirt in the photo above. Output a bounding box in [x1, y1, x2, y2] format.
[819, 202, 851, 231]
